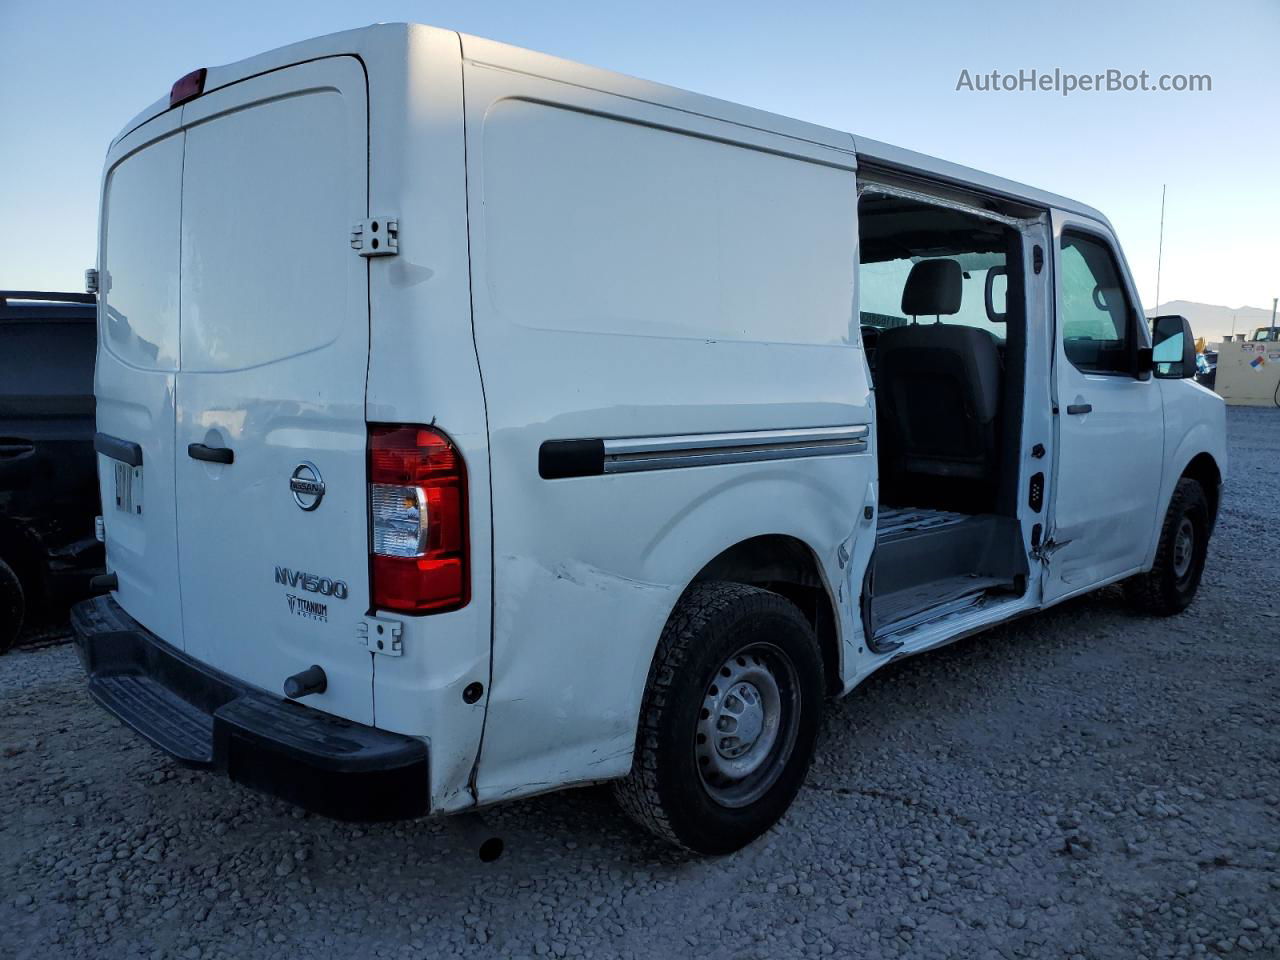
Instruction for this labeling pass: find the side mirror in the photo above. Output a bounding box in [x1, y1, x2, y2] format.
[1151, 314, 1196, 379]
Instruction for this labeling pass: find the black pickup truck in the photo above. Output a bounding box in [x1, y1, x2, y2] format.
[0, 291, 103, 651]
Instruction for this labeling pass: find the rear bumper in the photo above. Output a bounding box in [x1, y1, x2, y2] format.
[70, 595, 429, 821]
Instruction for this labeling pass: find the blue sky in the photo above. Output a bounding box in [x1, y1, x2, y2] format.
[2, 0, 1276, 313]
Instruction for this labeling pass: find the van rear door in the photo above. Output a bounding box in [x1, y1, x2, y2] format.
[96, 113, 187, 647]
[174, 59, 374, 723]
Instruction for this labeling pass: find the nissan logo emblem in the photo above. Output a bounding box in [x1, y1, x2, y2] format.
[289, 462, 325, 511]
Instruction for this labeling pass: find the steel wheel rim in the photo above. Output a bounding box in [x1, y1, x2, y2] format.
[695, 642, 800, 809]
[1173, 516, 1195, 581]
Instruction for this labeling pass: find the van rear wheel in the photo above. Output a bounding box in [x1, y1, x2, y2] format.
[614, 582, 824, 854]
[1124, 477, 1210, 616]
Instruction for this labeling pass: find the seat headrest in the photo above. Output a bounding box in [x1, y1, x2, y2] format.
[901, 258, 963, 317]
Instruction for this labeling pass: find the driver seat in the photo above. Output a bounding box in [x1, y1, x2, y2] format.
[876, 259, 1002, 495]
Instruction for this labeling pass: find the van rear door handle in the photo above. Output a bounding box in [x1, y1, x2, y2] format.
[1066, 403, 1093, 415]
[188, 443, 234, 464]
[95, 432, 143, 466]
[0, 439, 35, 459]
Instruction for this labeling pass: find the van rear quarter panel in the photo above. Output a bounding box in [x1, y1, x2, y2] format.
[460, 53, 873, 802]
[362, 27, 496, 812]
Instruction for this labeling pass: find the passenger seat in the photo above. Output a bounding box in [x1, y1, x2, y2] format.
[876, 259, 1002, 496]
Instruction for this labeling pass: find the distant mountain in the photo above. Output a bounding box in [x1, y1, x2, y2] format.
[1148, 300, 1277, 344]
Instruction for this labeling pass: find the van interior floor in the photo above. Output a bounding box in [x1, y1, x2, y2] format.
[869, 506, 1028, 645]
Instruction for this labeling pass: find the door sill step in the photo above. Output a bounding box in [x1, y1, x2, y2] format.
[873, 589, 992, 649]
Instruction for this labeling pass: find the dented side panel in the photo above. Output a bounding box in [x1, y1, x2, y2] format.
[478, 454, 872, 802]
[460, 53, 873, 804]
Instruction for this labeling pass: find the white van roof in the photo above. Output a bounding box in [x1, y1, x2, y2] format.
[851, 136, 1110, 227]
[112, 22, 1112, 229]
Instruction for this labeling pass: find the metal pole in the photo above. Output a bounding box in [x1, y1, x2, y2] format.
[1154, 184, 1166, 312]
[1270, 297, 1277, 342]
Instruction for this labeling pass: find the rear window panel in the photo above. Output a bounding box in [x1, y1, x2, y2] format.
[180, 89, 350, 373]
[102, 134, 184, 372]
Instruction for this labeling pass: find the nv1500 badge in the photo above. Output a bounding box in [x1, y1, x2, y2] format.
[274, 565, 349, 599]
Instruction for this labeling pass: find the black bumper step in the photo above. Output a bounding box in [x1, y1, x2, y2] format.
[71, 595, 429, 821]
[92, 674, 215, 764]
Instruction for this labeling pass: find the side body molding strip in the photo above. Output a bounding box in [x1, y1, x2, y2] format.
[539, 425, 870, 479]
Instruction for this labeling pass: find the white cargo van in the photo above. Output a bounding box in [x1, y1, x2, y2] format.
[74, 23, 1226, 854]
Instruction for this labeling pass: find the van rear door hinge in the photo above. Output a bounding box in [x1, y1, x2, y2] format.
[351, 217, 399, 257]
[357, 616, 403, 657]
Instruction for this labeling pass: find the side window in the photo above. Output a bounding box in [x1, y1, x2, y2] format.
[859, 255, 1008, 338]
[1059, 232, 1138, 375]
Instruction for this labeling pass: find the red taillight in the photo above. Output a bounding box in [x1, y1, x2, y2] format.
[169, 68, 207, 108]
[368, 424, 468, 614]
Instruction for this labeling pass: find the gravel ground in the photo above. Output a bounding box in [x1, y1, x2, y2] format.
[3, 406, 1278, 960]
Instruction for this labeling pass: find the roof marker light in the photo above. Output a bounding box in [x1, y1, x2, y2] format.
[170, 68, 207, 108]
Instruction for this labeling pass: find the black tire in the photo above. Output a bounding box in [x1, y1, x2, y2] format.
[614, 581, 825, 854]
[1124, 477, 1210, 616]
[0, 556, 24, 655]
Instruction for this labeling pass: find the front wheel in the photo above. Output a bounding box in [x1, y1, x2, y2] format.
[1124, 477, 1210, 616]
[613, 582, 825, 854]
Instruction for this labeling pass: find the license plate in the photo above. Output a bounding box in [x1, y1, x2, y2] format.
[114, 461, 144, 515]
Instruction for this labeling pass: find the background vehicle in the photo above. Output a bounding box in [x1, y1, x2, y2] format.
[73, 24, 1226, 854]
[0, 291, 103, 652]
[1195, 348, 1218, 389]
